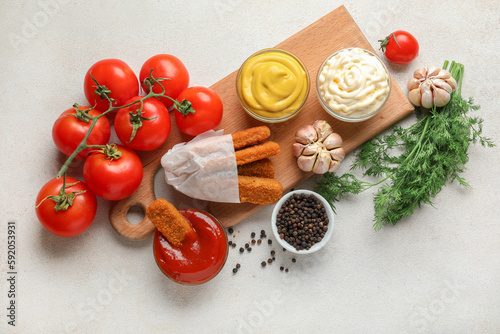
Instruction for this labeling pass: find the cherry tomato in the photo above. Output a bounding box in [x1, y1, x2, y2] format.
[114, 97, 171, 151]
[84, 59, 139, 112]
[83, 145, 143, 201]
[174, 86, 223, 136]
[35, 177, 97, 237]
[139, 54, 189, 108]
[52, 106, 111, 159]
[379, 30, 419, 64]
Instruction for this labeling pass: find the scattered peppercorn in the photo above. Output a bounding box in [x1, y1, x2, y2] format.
[267, 258, 273, 264]
[245, 243, 249, 249]
[233, 268, 238, 274]
[285, 268, 289, 273]
[257, 239, 262, 245]
[232, 243, 236, 248]
[292, 258, 296, 263]
[275, 193, 329, 251]
[239, 247, 244, 253]
[280, 266, 284, 271]
[228, 227, 234, 234]
[236, 263, 241, 269]
[251, 239, 256, 245]
[228, 241, 232, 246]
[251, 232, 256, 238]
[247, 247, 252, 252]
[268, 239, 272, 245]
[261, 261, 266, 267]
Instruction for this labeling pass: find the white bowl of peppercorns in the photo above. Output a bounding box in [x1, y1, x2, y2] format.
[271, 189, 334, 254]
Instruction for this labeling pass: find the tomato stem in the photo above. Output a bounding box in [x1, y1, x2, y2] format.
[378, 32, 401, 52]
[127, 99, 158, 143]
[36, 175, 86, 211]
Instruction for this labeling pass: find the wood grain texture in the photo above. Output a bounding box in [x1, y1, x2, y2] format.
[109, 5, 414, 240]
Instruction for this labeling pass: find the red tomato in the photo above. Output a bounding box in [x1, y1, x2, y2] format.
[114, 97, 171, 151]
[84, 59, 139, 112]
[52, 106, 111, 159]
[379, 30, 419, 64]
[139, 54, 189, 108]
[83, 144, 143, 201]
[35, 177, 97, 237]
[174, 86, 223, 136]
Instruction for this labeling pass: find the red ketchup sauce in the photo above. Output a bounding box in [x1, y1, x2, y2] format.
[153, 209, 228, 284]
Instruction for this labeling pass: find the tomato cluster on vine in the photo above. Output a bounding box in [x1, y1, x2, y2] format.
[36, 54, 224, 237]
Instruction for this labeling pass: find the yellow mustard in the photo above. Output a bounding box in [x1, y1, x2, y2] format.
[238, 50, 309, 119]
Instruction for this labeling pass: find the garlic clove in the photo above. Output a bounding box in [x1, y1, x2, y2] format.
[313, 120, 333, 141]
[312, 152, 331, 174]
[297, 154, 317, 172]
[445, 76, 458, 91]
[330, 147, 345, 162]
[295, 125, 317, 145]
[433, 88, 451, 107]
[292, 142, 306, 157]
[323, 133, 343, 150]
[432, 79, 453, 94]
[408, 86, 422, 106]
[426, 66, 440, 78]
[407, 77, 421, 91]
[302, 142, 321, 156]
[434, 69, 452, 80]
[328, 160, 341, 173]
[413, 68, 427, 80]
[420, 84, 433, 109]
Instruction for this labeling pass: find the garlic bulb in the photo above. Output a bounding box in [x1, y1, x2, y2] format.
[407, 67, 457, 108]
[293, 120, 345, 174]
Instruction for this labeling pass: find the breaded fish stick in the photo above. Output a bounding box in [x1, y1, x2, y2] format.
[146, 199, 194, 247]
[235, 141, 280, 166]
[238, 176, 283, 205]
[237, 158, 275, 178]
[232, 126, 271, 149]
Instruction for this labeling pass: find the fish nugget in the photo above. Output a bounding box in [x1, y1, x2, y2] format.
[238, 176, 283, 205]
[237, 158, 275, 178]
[146, 199, 194, 247]
[235, 141, 280, 166]
[232, 126, 271, 149]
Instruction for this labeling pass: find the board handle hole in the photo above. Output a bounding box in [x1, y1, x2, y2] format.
[126, 205, 145, 225]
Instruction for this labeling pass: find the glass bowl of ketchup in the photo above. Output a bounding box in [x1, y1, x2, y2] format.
[153, 209, 228, 285]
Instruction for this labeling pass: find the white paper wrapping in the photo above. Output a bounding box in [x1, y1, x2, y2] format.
[161, 130, 240, 203]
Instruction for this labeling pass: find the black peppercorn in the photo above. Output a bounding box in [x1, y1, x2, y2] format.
[239, 247, 244, 253]
[228, 228, 234, 234]
[261, 261, 266, 267]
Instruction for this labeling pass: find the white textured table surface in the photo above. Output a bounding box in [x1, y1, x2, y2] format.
[1, 1, 499, 333]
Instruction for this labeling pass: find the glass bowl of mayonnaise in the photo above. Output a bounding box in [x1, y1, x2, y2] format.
[316, 47, 391, 122]
[236, 48, 310, 123]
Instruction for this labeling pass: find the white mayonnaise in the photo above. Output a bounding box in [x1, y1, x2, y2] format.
[318, 48, 390, 118]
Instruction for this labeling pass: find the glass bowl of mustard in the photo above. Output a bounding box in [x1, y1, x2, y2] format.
[236, 48, 310, 123]
[316, 47, 391, 123]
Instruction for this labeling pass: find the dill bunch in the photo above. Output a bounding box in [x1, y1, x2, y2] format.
[316, 61, 494, 230]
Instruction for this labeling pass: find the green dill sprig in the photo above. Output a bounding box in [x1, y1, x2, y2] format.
[316, 61, 494, 230]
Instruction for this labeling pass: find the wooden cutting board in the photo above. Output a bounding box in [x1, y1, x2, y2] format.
[109, 5, 414, 240]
